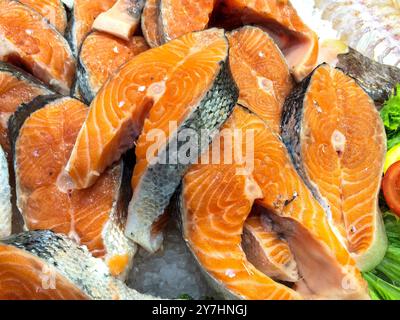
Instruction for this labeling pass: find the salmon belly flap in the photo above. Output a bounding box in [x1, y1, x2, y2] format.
[242, 213, 299, 282]
[214, 0, 319, 81]
[181, 108, 301, 300]
[19, 0, 67, 34]
[227, 26, 293, 133]
[67, 0, 117, 56]
[181, 106, 369, 300]
[158, 0, 216, 43]
[0, 0, 76, 95]
[281, 64, 387, 271]
[0, 61, 52, 155]
[10, 96, 136, 278]
[78, 32, 149, 104]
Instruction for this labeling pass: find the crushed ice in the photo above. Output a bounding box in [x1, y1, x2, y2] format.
[128, 218, 218, 299]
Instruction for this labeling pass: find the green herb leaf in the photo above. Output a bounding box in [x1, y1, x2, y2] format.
[381, 85, 400, 149]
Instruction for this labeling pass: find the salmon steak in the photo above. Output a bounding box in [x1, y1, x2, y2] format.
[0, 230, 156, 300]
[10, 95, 136, 278]
[19, 0, 68, 34]
[227, 26, 293, 133]
[126, 28, 237, 253]
[141, 0, 162, 48]
[67, 0, 117, 56]
[281, 64, 387, 271]
[158, 0, 216, 44]
[0, 146, 11, 238]
[215, 0, 319, 81]
[78, 32, 149, 103]
[242, 214, 299, 282]
[181, 120, 301, 299]
[64, 28, 236, 189]
[0, 61, 51, 155]
[93, 0, 145, 41]
[182, 106, 369, 299]
[0, 0, 76, 94]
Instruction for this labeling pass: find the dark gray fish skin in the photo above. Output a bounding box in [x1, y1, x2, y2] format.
[1, 230, 158, 300]
[127, 0, 146, 19]
[77, 43, 96, 104]
[337, 48, 400, 107]
[280, 70, 330, 213]
[8, 95, 62, 158]
[0, 61, 53, 93]
[9, 96, 137, 279]
[65, 7, 79, 57]
[125, 61, 239, 253]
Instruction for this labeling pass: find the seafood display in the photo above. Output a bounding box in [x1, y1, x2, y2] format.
[0, 0, 399, 300]
[10, 96, 136, 277]
[0, 230, 154, 299]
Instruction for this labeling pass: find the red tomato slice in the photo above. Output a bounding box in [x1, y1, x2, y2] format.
[382, 160, 400, 217]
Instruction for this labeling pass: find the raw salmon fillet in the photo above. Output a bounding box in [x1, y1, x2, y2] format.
[126, 28, 237, 252]
[0, 62, 51, 155]
[10, 96, 136, 278]
[243, 214, 299, 282]
[0, 0, 76, 94]
[182, 106, 369, 299]
[93, 0, 145, 40]
[78, 32, 149, 103]
[0, 231, 156, 300]
[282, 64, 387, 271]
[141, 0, 162, 47]
[181, 122, 301, 299]
[65, 28, 235, 190]
[19, 0, 67, 34]
[67, 0, 117, 56]
[216, 0, 319, 81]
[158, 0, 216, 43]
[228, 26, 293, 133]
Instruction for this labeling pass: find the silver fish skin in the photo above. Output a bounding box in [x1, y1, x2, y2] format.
[125, 61, 239, 253]
[0, 146, 11, 239]
[0, 230, 158, 300]
[9, 95, 137, 279]
[315, 0, 400, 67]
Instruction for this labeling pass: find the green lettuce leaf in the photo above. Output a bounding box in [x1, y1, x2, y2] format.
[381, 85, 400, 149]
[364, 212, 400, 300]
